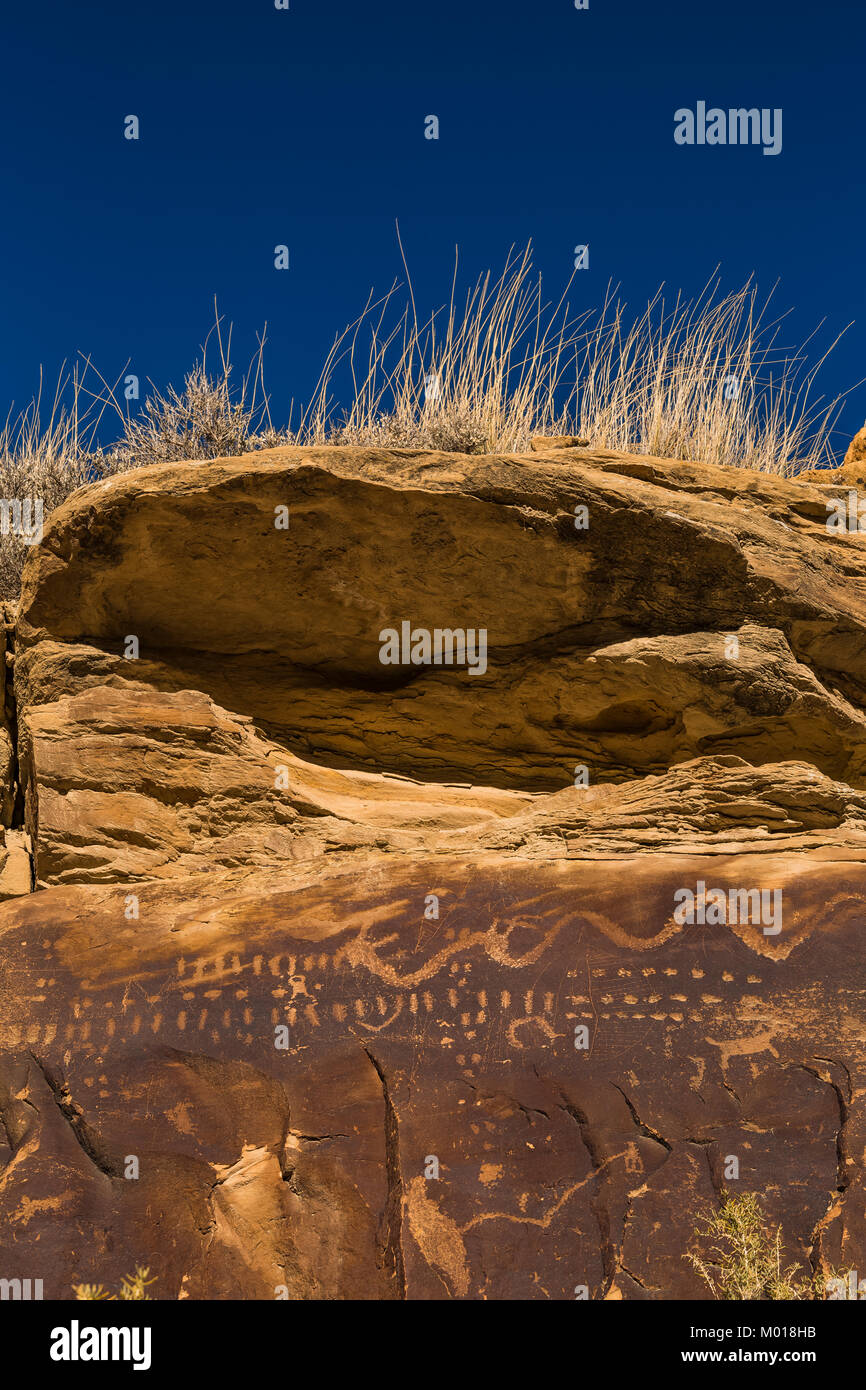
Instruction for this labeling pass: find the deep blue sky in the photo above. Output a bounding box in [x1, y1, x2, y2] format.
[3, 0, 865, 456]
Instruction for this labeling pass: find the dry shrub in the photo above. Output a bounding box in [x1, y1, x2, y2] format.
[110, 313, 287, 469]
[0, 359, 121, 597]
[300, 245, 849, 473]
[0, 254, 852, 600]
[687, 1191, 854, 1300]
[0, 314, 288, 598]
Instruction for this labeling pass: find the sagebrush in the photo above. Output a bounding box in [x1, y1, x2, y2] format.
[73, 1265, 157, 1301]
[687, 1191, 854, 1300]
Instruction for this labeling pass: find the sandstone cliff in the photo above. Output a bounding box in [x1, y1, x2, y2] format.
[0, 442, 864, 1299]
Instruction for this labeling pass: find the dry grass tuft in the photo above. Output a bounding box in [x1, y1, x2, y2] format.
[0, 359, 123, 598]
[301, 246, 848, 473]
[109, 313, 288, 469]
[0, 313, 289, 597]
[572, 276, 848, 476]
[299, 238, 581, 454]
[0, 251, 853, 598]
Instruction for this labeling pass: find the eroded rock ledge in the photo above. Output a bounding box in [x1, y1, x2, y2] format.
[0, 444, 864, 1299]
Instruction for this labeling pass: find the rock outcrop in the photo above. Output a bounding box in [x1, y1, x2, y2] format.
[1, 443, 865, 1299]
[844, 425, 866, 469]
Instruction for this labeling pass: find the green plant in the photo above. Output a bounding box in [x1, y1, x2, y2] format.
[73, 1265, 158, 1301]
[687, 1191, 853, 1300]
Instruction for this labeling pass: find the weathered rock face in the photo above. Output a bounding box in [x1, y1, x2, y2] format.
[844, 425, 866, 468]
[1, 444, 865, 1300]
[0, 604, 31, 901]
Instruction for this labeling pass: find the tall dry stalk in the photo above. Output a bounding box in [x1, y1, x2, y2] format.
[298, 237, 584, 453]
[573, 274, 848, 475]
[0, 358, 127, 596]
[296, 244, 849, 473]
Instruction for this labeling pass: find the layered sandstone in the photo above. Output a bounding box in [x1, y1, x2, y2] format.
[0, 443, 864, 1299]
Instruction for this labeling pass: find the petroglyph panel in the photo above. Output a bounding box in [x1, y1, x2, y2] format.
[1, 851, 863, 1299]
